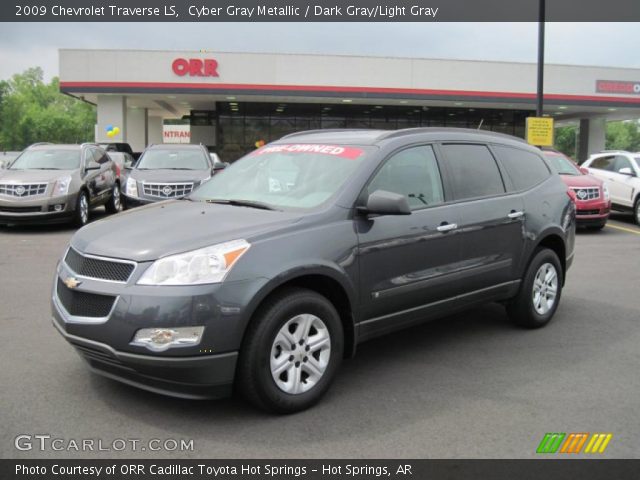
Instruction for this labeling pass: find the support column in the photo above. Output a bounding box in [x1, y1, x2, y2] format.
[96, 95, 126, 143]
[577, 118, 606, 163]
[125, 107, 147, 152]
[147, 116, 163, 145]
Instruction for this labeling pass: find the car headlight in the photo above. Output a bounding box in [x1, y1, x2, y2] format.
[125, 177, 138, 197]
[138, 239, 250, 285]
[602, 184, 610, 201]
[52, 176, 72, 196]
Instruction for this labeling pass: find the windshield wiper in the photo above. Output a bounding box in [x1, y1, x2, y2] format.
[205, 199, 276, 211]
[28, 167, 64, 170]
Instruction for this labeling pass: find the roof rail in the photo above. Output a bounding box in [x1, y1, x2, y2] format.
[28, 142, 54, 148]
[597, 149, 629, 153]
[281, 129, 356, 139]
[378, 127, 528, 143]
[80, 142, 99, 148]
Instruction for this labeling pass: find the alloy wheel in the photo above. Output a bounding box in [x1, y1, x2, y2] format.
[532, 262, 558, 315]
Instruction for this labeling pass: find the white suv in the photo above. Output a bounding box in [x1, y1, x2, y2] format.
[582, 151, 640, 224]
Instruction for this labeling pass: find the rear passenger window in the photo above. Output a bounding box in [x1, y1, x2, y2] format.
[441, 144, 505, 200]
[590, 156, 615, 171]
[367, 145, 444, 210]
[493, 146, 550, 191]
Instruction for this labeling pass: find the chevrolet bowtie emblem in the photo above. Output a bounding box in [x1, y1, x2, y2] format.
[63, 277, 82, 289]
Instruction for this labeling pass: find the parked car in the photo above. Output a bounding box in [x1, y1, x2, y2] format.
[542, 150, 611, 230]
[1, 151, 21, 169]
[0, 143, 121, 226]
[582, 150, 640, 224]
[52, 128, 575, 413]
[106, 151, 136, 180]
[98, 142, 140, 160]
[122, 144, 219, 208]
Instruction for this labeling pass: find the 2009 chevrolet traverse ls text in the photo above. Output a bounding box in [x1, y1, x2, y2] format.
[52, 128, 575, 413]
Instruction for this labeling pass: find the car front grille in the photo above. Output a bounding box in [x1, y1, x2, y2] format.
[0, 206, 42, 213]
[0, 183, 48, 197]
[56, 278, 117, 318]
[64, 248, 135, 283]
[570, 187, 600, 201]
[577, 209, 601, 216]
[142, 182, 194, 199]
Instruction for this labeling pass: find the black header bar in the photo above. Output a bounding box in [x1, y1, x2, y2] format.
[2, 0, 640, 22]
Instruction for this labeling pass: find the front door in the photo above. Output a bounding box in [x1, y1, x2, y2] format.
[356, 145, 462, 328]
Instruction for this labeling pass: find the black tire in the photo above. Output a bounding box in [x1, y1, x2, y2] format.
[73, 191, 90, 227]
[634, 198, 640, 226]
[507, 248, 563, 329]
[237, 287, 344, 413]
[105, 182, 121, 214]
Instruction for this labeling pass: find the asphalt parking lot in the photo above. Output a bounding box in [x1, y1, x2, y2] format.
[1, 212, 639, 459]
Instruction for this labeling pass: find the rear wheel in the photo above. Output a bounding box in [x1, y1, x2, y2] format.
[237, 288, 343, 413]
[105, 182, 121, 214]
[507, 248, 563, 328]
[73, 191, 89, 227]
[634, 198, 640, 225]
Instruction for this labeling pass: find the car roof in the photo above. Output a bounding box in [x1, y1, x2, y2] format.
[28, 144, 85, 150]
[279, 127, 530, 149]
[146, 143, 205, 150]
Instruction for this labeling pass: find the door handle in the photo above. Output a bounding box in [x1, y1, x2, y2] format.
[507, 211, 524, 219]
[437, 223, 458, 232]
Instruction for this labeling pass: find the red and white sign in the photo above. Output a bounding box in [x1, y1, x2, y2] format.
[163, 125, 191, 144]
[252, 144, 365, 159]
[172, 58, 219, 77]
[596, 80, 640, 95]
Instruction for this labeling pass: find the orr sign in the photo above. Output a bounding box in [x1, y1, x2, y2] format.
[172, 58, 219, 77]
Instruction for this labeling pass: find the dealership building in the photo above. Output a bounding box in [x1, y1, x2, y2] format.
[59, 49, 640, 162]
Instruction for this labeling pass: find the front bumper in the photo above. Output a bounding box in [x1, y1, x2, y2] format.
[575, 200, 611, 227]
[122, 194, 155, 208]
[0, 192, 78, 224]
[52, 316, 236, 399]
[52, 256, 269, 398]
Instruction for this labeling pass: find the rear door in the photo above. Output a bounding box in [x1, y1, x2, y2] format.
[608, 155, 636, 208]
[356, 144, 462, 326]
[438, 143, 526, 295]
[586, 155, 619, 202]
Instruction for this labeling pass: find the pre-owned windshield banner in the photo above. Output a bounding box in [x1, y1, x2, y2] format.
[2, 0, 640, 22]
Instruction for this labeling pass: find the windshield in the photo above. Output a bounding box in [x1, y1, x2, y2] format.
[544, 152, 581, 176]
[190, 144, 371, 210]
[9, 149, 80, 170]
[136, 149, 209, 170]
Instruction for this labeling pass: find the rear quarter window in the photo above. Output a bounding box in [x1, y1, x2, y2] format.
[493, 145, 551, 191]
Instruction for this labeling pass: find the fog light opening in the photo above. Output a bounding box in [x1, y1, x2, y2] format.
[131, 326, 204, 352]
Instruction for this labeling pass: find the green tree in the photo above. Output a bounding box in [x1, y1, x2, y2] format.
[554, 125, 577, 159]
[0, 67, 96, 150]
[606, 121, 640, 151]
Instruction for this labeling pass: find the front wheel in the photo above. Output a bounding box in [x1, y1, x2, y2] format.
[634, 198, 640, 225]
[237, 288, 343, 413]
[507, 248, 563, 329]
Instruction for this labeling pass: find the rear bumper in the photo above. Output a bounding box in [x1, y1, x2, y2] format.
[52, 315, 237, 399]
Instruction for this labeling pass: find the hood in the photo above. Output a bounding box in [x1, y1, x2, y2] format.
[0, 169, 76, 183]
[559, 173, 603, 188]
[71, 200, 304, 261]
[128, 168, 210, 183]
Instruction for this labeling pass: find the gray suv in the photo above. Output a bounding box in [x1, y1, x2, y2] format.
[122, 144, 218, 208]
[0, 143, 121, 226]
[52, 128, 575, 413]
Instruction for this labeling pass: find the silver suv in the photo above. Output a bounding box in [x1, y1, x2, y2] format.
[582, 150, 640, 224]
[0, 143, 121, 226]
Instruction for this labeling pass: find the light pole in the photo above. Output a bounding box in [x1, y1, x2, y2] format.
[536, 0, 546, 117]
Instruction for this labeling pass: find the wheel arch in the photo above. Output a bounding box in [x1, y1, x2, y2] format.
[532, 231, 567, 285]
[243, 266, 358, 358]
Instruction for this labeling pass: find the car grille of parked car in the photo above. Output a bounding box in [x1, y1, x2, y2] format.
[56, 278, 117, 318]
[64, 247, 135, 283]
[576, 209, 601, 216]
[142, 182, 194, 199]
[0, 206, 42, 213]
[0, 183, 47, 197]
[570, 187, 600, 201]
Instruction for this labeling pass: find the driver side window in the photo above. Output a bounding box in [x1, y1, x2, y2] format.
[367, 145, 444, 210]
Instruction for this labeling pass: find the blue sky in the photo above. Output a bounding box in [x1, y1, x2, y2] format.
[0, 22, 639, 80]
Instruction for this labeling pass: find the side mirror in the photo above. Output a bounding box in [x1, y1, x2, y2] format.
[212, 163, 227, 174]
[618, 167, 635, 176]
[361, 190, 411, 216]
[579, 166, 590, 175]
